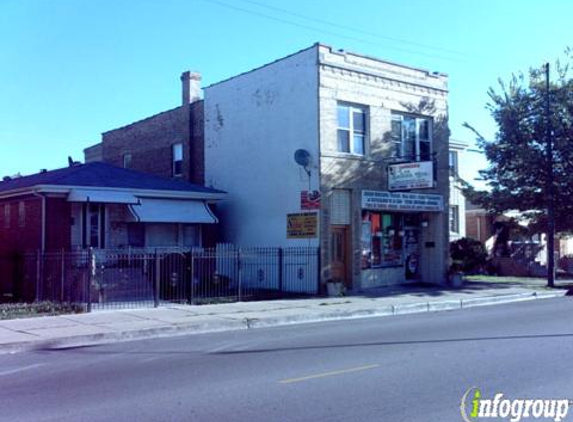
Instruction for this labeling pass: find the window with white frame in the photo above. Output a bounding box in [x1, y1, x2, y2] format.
[82, 203, 105, 248]
[337, 103, 367, 155]
[391, 114, 433, 161]
[172, 143, 183, 176]
[449, 150, 458, 174]
[449, 205, 460, 233]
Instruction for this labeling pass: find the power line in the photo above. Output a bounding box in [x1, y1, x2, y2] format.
[201, 0, 474, 65]
[237, 0, 471, 59]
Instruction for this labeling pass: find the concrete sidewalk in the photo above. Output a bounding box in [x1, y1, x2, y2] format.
[0, 281, 569, 354]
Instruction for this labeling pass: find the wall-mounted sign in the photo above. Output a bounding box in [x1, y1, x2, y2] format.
[301, 190, 321, 210]
[362, 190, 444, 212]
[388, 161, 434, 190]
[287, 212, 318, 238]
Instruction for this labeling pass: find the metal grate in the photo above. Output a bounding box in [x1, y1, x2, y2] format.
[0, 245, 320, 310]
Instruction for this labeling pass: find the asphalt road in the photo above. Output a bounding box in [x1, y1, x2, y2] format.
[1, 297, 572, 422]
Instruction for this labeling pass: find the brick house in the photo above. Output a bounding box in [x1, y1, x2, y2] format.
[0, 162, 225, 299]
[203, 43, 450, 290]
[85, 71, 205, 185]
[465, 201, 495, 243]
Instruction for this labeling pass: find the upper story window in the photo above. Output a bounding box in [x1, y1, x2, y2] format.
[123, 153, 132, 169]
[172, 143, 183, 177]
[449, 150, 458, 175]
[391, 114, 432, 161]
[337, 104, 367, 156]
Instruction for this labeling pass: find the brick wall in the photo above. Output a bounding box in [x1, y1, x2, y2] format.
[84, 143, 103, 163]
[190, 101, 205, 185]
[0, 195, 43, 300]
[466, 211, 494, 242]
[0, 195, 42, 254]
[101, 101, 204, 185]
[45, 197, 71, 251]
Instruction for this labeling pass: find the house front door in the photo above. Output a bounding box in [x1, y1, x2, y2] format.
[331, 226, 351, 289]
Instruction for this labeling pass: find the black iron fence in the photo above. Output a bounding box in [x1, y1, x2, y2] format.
[0, 245, 320, 310]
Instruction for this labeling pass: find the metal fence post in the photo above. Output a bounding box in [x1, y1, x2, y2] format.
[87, 248, 94, 312]
[35, 250, 41, 302]
[237, 247, 242, 302]
[154, 249, 160, 308]
[190, 253, 195, 305]
[316, 246, 321, 295]
[278, 247, 284, 295]
[60, 248, 65, 303]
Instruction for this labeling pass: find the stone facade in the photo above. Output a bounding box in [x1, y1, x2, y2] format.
[317, 45, 449, 287]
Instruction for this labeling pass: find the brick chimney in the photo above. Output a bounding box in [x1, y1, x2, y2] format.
[181, 71, 202, 105]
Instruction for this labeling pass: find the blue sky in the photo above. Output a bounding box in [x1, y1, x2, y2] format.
[1, 0, 572, 185]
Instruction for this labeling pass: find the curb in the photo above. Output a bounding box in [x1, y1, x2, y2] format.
[0, 290, 567, 354]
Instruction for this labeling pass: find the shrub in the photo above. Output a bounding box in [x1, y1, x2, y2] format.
[450, 237, 488, 273]
[0, 301, 85, 320]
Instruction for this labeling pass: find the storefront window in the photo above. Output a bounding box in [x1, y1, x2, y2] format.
[362, 211, 403, 268]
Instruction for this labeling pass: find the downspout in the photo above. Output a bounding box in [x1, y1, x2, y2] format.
[31, 191, 46, 302]
[32, 191, 46, 252]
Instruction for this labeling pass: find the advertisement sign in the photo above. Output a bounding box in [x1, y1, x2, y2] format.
[287, 212, 318, 238]
[362, 190, 444, 212]
[388, 161, 434, 190]
[301, 190, 321, 210]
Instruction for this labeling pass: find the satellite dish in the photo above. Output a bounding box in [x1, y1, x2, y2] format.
[294, 149, 312, 167]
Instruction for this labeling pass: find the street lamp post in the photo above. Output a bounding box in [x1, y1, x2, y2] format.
[545, 63, 555, 288]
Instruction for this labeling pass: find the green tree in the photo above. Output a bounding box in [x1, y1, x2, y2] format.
[464, 50, 573, 233]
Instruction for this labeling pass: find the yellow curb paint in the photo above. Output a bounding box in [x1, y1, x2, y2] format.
[279, 364, 380, 384]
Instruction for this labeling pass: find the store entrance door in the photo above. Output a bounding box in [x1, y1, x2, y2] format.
[404, 227, 421, 280]
[331, 226, 352, 289]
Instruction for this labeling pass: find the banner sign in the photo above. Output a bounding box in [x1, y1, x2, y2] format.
[301, 190, 321, 210]
[388, 161, 434, 190]
[287, 212, 318, 238]
[362, 190, 444, 212]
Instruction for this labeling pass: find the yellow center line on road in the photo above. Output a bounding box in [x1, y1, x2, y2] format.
[279, 364, 380, 384]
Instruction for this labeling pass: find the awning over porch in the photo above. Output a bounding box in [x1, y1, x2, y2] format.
[67, 189, 140, 204]
[128, 198, 218, 224]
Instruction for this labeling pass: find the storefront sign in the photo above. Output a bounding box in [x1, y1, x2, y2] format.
[287, 212, 318, 238]
[362, 190, 444, 212]
[301, 190, 321, 210]
[388, 161, 434, 190]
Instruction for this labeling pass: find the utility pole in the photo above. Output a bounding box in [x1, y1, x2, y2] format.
[545, 63, 555, 288]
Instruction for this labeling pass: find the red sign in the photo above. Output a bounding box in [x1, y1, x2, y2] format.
[301, 190, 321, 210]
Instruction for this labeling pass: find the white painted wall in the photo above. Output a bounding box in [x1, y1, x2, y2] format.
[449, 141, 468, 241]
[204, 46, 320, 247]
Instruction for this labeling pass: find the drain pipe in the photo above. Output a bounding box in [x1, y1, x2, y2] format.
[32, 191, 46, 252]
[31, 191, 46, 302]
